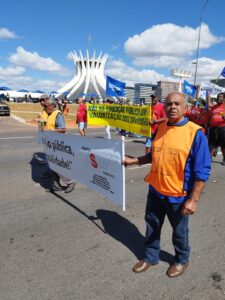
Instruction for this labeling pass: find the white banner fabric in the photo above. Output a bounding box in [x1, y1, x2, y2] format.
[199, 81, 225, 99]
[40, 131, 126, 210]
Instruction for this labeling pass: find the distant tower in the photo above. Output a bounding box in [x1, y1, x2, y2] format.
[57, 50, 108, 100]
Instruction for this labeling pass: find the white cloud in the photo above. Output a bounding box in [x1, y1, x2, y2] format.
[106, 59, 167, 86]
[32, 79, 65, 91]
[0, 64, 67, 91]
[133, 56, 186, 68]
[105, 56, 225, 86]
[0, 47, 73, 91]
[0, 75, 65, 92]
[187, 57, 225, 82]
[67, 52, 74, 61]
[0, 28, 18, 39]
[9, 47, 70, 76]
[124, 23, 225, 68]
[0, 66, 26, 78]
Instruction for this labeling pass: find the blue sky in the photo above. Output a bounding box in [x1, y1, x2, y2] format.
[1, 0, 225, 92]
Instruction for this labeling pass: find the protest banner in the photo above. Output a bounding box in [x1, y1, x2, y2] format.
[87, 104, 151, 136]
[199, 81, 225, 99]
[40, 131, 126, 210]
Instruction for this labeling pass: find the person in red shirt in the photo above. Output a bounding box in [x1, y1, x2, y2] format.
[186, 101, 209, 133]
[207, 92, 225, 165]
[146, 95, 167, 154]
[76, 98, 87, 136]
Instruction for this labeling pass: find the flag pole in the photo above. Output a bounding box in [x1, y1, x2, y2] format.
[193, 0, 210, 87]
[211, 73, 221, 91]
[121, 135, 126, 212]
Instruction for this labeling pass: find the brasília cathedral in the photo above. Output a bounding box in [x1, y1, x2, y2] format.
[57, 50, 108, 101]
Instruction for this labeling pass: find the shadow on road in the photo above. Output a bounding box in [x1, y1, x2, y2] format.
[29, 152, 52, 190]
[96, 209, 144, 259]
[43, 190, 174, 263]
[29, 154, 174, 263]
[95, 209, 174, 263]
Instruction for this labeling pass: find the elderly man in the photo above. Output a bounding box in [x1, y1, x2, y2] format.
[124, 92, 211, 278]
[42, 97, 76, 193]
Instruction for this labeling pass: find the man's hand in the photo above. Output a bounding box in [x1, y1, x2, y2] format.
[149, 120, 155, 125]
[181, 180, 205, 215]
[54, 128, 66, 133]
[122, 156, 138, 167]
[122, 154, 150, 167]
[181, 198, 198, 215]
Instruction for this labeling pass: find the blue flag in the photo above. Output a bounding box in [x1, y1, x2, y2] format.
[183, 80, 197, 97]
[220, 67, 225, 77]
[106, 76, 126, 97]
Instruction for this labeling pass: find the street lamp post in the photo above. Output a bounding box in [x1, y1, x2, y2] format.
[193, 0, 210, 87]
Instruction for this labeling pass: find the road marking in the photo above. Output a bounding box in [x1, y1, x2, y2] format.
[0, 136, 34, 140]
[73, 131, 106, 136]
[11, 111, 77, 116]
[11, 111, 40, 113]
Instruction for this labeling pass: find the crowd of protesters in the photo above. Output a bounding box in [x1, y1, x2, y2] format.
[36, 91, 225, 197]
[34, 90, 225, 279]
[144, 92, 225, 166]
[186, 92, 225, 165]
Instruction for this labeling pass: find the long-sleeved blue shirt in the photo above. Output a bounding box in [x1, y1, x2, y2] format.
[148, 117, 211, 203]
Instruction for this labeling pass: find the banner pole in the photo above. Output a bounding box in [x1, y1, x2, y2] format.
[211, 74, 221, 91]
[121, 135, 126, 211]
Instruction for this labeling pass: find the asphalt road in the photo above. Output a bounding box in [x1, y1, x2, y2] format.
[0, 116, 225, 300]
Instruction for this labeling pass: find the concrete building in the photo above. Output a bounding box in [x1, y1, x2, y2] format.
[134, 83, 157, 104]
[157, 81, 183, 101]
[125, 86, 135, 102]
[128, 81, 184, 104]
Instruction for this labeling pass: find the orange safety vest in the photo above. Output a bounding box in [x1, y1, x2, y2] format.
[46, 109, 64, 130]
[144, 121, 201, 197]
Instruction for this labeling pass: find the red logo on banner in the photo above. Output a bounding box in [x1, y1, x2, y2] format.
[90, 153, 98, 168]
